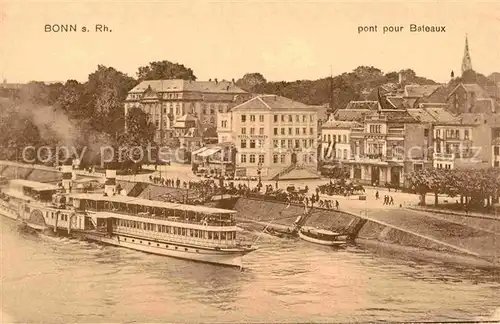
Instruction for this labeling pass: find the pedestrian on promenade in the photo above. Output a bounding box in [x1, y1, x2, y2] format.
[335, 200, 339, 209]
[383, 195, 387, 205]
[390, 196, 394, 205]
[375, 191, 379, 200]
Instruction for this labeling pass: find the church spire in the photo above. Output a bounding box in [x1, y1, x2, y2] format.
[461, 34, 473, 74]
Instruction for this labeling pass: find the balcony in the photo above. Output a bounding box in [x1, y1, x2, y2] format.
[433, 152, 454, 161]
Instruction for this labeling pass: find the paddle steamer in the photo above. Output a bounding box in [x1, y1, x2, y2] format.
[0, 167, 256, 268]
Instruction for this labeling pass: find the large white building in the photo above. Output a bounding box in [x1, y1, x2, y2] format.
[124, 79, 250, 144]
[217, 95, 320, 179]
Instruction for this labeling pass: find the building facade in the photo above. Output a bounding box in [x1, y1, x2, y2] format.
[217, 95, 320, 179]
[124, 79, 251, 144]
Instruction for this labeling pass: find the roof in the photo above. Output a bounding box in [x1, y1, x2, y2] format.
[129, 80, 247, 94]
[9, 179, 59, 191]
[424, 108, 460, 123]
[231, 95, 318, 111]
[344, 101, 380, 110]
[335, 109, 370, 122]
[404, 84, 442, 97]
[406, 109, 438, 123]
[448, 83, 491, 100]
[321, 119, 362, 129]
[68, 193, 236, 215]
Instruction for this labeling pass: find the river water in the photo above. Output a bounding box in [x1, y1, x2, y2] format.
[1, 217, 499, 323]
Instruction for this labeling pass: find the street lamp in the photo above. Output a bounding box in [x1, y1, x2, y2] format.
[257, 162, 262, 189]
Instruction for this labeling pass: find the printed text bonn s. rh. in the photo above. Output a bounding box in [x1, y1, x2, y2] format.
[44, 24, 112, 33]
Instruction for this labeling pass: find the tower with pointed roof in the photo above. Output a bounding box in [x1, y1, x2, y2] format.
[461, 34, 473, 74]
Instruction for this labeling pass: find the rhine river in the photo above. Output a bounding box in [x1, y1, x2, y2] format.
[1, 217, 499, 323]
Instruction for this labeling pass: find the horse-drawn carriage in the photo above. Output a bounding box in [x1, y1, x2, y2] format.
[318, 180, 365, 196]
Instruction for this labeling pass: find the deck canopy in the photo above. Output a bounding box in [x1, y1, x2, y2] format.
[9, 179, 59, 192]
[69, 193, 235, 223]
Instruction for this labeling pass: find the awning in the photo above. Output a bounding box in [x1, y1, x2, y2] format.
[192, 147, 209, 155]
[197, 147, 221, 157]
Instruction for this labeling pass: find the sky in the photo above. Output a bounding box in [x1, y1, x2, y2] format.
[0, 0, 499, 84]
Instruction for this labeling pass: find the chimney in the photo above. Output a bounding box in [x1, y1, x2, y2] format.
[104, 169, 117, 196]
[215, 78, 218, 84]
[61, 165, 73, 191]
[232, 78, 235, 84]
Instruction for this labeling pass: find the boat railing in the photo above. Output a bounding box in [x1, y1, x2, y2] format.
[113, 226, 245, 249]
[99, 208, 236, 227]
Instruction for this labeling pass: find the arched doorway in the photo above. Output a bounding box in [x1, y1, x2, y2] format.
[291, 152, 297, 164]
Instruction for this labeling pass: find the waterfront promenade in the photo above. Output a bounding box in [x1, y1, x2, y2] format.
[1, 160, 499, 266]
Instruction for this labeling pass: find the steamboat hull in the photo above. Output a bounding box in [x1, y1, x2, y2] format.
[83, 232, 254, 268]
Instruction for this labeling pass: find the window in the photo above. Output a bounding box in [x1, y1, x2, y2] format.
[258, 154, 265, 164]
[274, 128, 278, 135]
[369, 125, 381, 133]
[288, 115, 293, 122]
[343, 149, 348, 159]
[424, 129, 429, 137]
[281, 115, 285, 122]
[288, 128, 292, 135]
[296, 128, 300, 135]
[302, 139, 307, 148]
[259, 115, 264, 122]
[250, 115, 256, 122]
[273, 155, 278, 163]
[241, 115, 246, 122]
[249, 154, 256, 163]
[310, 115, 314, 122]
[296, 115, 300, 122]
[464, 129, 470, 140]
[342, 135, 347, 143]
[281, 140, 286, 148]
[436, 129, 441, 138]
[495, 161, 499, 167]
[281, 128, 285, 135]
[259, 127, 264, 135]
[280, 154, 286, 163]
[241, 128, 246, 135]
[288, 139, 293, 148]
[240, 140, 247, 148]
[311, 128, 314, 135]
[495, 146, 499, 156]
[240, 154, 247, 163]
[250, 128, 255, 135]
[273, 140, 279, 148]
[250, 139, 256, 148]
[221, 120, 227, 128]
[338, 135, 341, 143]
[295, 139, 300, 148]
[303, 115, 307, 122]
[323, 135, 327, 141]
[273, 115, 278, 123]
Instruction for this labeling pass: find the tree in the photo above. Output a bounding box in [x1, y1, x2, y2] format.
[117, 108, 156, 170]
[83, 65, 137, 135]
[137, 60, 196, 81]
[236, 73, 267, 92]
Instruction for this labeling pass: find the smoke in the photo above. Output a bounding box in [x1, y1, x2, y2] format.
[17, 102, 78, 148]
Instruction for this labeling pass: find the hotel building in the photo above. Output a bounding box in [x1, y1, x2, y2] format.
[124, 79, 250, 144]
[217, 95, 320, 179]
